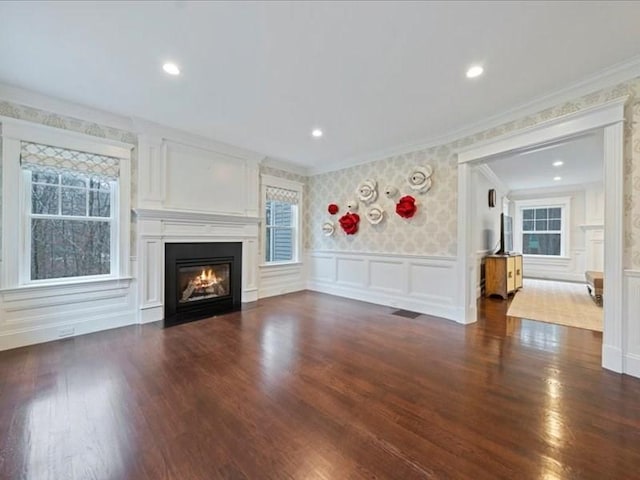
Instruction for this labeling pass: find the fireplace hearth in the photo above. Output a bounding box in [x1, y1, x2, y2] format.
[165, 242, 242, 326]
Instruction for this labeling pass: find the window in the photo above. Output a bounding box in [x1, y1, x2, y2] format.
[521, 207, 562, 256]
[262, 176, 302, 264]
[514, 197, 570, 257]
[21, 141, 120, 281]
[265, 199, 296, 262]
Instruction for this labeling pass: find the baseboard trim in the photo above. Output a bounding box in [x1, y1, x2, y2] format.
[602, 344, 624, 373]
[242, 289, 259, 303]
[259, 282, 306, 299]
[624, 353, 640, 378]
[525, 272, 586, 283]
[0, 310, 137, 352]
[307, 281, 458, 323]
[140, 305, 163, 324]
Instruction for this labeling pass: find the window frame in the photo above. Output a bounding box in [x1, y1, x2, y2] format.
[260, 174, 303, 266]
[513, 197, 571, 258]
[1, 117, 132, 289]
[22, 168, 119, 284]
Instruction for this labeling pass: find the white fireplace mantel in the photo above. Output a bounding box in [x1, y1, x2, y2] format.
[134, 208, 259, 225]
[134, 208, 260, 324]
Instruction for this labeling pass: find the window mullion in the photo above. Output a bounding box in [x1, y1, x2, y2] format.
[57, 173, 62, 215]
[85, 178, 90, 216]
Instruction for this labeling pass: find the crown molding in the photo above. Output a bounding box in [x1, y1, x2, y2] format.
[3, 52, 640, 178]
[0, 82, 268, 164]
[132, 117, 266, 164]
[261, 156, 310, 177]
[507, 182, 596, 198]
[0, 82, 135, 133]
[476, 164, 510, 195]
[308, 55, 640, 175]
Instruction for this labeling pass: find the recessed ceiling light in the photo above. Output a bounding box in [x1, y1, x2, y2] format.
[553, 176, 562, 181]
[162, 62, 180, 75]
[466, 65, 484, 79]
[553, 161, 564, 167]
[311, 128, 323, 138]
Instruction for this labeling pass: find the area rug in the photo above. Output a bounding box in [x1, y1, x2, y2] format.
[506, 278, 603, 332]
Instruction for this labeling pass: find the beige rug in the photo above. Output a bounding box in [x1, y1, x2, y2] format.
[506, 279, 603, 332]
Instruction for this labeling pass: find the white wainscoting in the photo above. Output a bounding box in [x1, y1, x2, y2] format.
[624, 270, 640, 378]
[523, 249, 587, 282]
[306, 250, 458, 322]
[0, 275, 136, 351]
[258, 263, 306, 299]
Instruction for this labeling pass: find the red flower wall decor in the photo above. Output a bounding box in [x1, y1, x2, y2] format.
[328, 203, 339, 215]
[395, 195, 417, 218]
[339, 212, 360, 235]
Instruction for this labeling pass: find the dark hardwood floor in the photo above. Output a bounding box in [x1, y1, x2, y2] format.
[1, 291, 639, 480]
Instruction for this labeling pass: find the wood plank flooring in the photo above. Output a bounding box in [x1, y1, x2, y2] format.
[1, 291, 639, 479]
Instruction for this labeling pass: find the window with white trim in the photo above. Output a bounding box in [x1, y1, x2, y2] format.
[21, 142, 120, 281]
[262, 175, 302, 264]
[514, 197, 570, 257]
[521, 207, 562, 256]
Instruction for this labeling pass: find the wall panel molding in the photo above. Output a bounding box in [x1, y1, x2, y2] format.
[624, 270, 640, 378]
[306, 250, 458, 322]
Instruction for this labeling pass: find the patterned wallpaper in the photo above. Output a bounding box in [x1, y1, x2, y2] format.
[260, 164, 307, 185]
[308, 150, 458, 256]
[624, 93, 640, 268]
[306, 77, 640, 268]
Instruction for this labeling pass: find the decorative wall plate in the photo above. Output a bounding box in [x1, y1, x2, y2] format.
[408, 165, 433, 194]
[356, 179, 378, 204]
[384, 185, 398, 198]
[322, 221, 335, 237]
[365, 204, 385, 225]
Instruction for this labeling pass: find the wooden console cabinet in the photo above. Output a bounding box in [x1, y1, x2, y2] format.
[485, 254, 523, 299]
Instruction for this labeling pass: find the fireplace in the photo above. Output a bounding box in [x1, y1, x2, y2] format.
[164, 242, 242, 326]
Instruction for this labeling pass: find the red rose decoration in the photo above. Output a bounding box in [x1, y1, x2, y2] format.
[395, 195, 417, 218]
[339, 212, 360, 235]
[328, 203, 339, 215]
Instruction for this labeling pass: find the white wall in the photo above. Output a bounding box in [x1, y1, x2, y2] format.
[508, 183, 604, 282]
[472, 166, 509, 296]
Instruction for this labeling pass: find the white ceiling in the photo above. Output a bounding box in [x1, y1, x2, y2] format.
[1, 1, 639, 172]
[486, 131, 604, 191]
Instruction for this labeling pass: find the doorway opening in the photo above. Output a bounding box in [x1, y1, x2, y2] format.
[457, 99, 626, 372]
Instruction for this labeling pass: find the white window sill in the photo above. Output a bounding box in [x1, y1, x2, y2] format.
[0, 276, 133, 297]
[523, 255, 571, 262]
[259, 261, 303, 269]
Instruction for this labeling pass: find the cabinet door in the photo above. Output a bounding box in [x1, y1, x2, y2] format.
[514, 255, 523, 289]
[506, 256, 515, 292]
[485, 257, 507, 298]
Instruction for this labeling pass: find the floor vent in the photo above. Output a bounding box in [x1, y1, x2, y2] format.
[391, 309, 422, 319]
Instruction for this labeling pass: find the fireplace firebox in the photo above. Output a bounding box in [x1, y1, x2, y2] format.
[165, 242, 242, 326]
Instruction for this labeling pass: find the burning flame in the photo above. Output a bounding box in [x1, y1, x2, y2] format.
[195, 269, 218, 288]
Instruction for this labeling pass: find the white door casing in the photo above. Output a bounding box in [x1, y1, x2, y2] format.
[456, 97, 627, 374]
